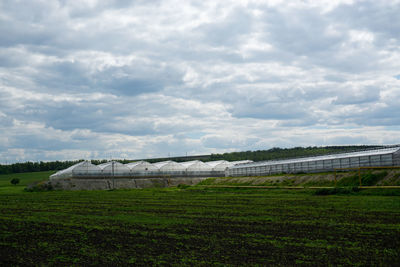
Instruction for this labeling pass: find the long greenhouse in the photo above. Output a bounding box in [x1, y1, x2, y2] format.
[49, 159, 253, 180]
[226, 147, 400, 177]
[49, 147, 400, 181]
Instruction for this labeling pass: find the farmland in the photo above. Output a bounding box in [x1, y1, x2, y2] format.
[0, 172, 400, 265]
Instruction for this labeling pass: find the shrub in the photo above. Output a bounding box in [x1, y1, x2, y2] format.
[337, 171, 388, 186]
[24, 181, 53, 192]
[177, 184, 190, 189]
[361, 171, 387, 186]
[314, 187, 359, 195]
[10, 178, 20, 185]
[337, 175, 359, 187]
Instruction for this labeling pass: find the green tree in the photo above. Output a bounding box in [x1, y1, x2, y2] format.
[10, 178, 20, 185]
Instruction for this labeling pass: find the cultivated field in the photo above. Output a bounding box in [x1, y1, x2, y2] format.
[0, 172, 400, 265]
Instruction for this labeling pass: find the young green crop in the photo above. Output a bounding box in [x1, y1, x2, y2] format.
[0, 184, 399, 266]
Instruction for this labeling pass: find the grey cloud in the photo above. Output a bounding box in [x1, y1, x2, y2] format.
[230, 99, 309, 120]
[325, 135, 371, 145]
[330, 1, 400, 42]
[33, 61, 93, 92]
[324, 74, 346, 82]
[351, 103, 400, 127]
[0, 18, 53, 48]
[262, 8, 344, 56]
[254, 3, 397, 73]
[10, 133, 72, 151]
[202, 135, 259, 150]
[97, 65, 183, 96]
[196, 7, 253, 47]
[334, 87, 381, 105]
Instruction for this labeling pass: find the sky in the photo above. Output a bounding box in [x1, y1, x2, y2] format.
[1, 0, 400, 163]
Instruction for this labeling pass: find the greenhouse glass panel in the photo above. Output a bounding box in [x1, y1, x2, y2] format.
[98, 161, 130, 177]
[276, 164, 282, 173]
[206, 160, 232, 172]
[381, 154, 393, 166]
[153, 161, 186, 176]
[323, 160, 333, 169]
[359, 156, 370, 166]
[226, 147, 400, 177]
[126, 161, 158, 172]
[73, 161, 102, 177]
[340, 158, 350, 168]
[50, 161, 96, 179]
[370, 155, 381, 165]
[180, 160, 212, 172]
[332, 159, 341, 168]
[301, 162, 308, 171]
[231, 160, 253, 165]
[350, 157, 360, 167]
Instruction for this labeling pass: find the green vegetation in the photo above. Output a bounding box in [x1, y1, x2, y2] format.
[146, 145, 385, 163]
[10, 178, 20, 185]
[0, 161, 82, 175]
[0, 178, 399, 265]
[24, 181, 53, 192]
[208, 145, 386, 162]
[336, 171, 388, 186]
[199, 169, 400, 188]
[0, 171, 55, 187]
[314, 187, 360, 195]
[382, 173, 400, 186]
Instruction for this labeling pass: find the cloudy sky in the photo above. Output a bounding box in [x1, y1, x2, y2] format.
[1, 0, 400, 163]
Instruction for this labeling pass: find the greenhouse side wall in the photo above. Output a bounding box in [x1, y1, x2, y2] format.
[394, 150, 400, 166]
[226, 148, 400, 177]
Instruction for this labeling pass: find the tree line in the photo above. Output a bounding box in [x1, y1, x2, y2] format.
[0, 145, 389, 175]
[207, 145, 387, 162]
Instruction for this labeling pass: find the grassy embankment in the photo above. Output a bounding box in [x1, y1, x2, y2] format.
[1, 171, 400, 265]
[199, 169, 400, 187]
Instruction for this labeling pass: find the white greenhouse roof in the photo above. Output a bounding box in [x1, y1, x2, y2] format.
[205, 160, 232, 171]
[152, 160, 173, 168]
[50, 161, 101, 179]
[125, 161, 143, 168]
[97, 161, 130, 175]
[205, 160, 229, 167]
[153, 161, 186, 171]
[231, 160, 253, 165]
[126, 161, 158, 171]
[180, 160, 213, 171]
[229, 147, 400, 169]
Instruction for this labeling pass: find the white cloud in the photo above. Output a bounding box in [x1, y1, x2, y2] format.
[0, 0, 399, 162]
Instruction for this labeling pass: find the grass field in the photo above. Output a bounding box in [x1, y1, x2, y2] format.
[0, 171, 55, 187]
[0, 172, 400, 265]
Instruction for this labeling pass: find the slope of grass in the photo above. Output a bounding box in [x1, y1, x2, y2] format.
[0, 171, 54, 187]
[202, 169, 398, 187]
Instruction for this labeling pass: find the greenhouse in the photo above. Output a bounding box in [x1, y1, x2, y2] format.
[206, 160, 232, 172]
[206, 160, 254, 172]
[50, 161, 101, 180]
[180, 160, 215, 176]
[226, 147, 400, 177]
[181, 160, 212, 171]
[98, 161, 130, 177]
[126, 161, 159, 177]
[231, 160, 254, 165]
[153, 161, 186, 176]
